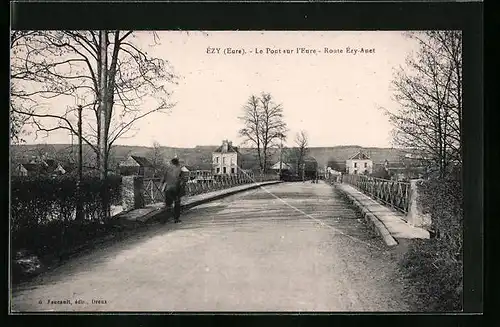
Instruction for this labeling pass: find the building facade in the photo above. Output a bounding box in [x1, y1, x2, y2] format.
[345, 151, 373, 175]
[212, 140, 242, 175]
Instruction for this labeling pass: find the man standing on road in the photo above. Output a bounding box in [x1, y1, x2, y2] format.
[160, 157, 184, 224]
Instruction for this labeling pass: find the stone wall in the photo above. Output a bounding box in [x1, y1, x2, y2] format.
[406, 179, 432, 228]
[121, 176, 145, 211]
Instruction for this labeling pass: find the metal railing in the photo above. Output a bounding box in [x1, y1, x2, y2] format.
[142, 172, 279, 205]
[341, 174, 411, 215]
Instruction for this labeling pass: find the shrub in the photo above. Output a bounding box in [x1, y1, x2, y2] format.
[418, 177, 463, 261]
[400, 177, 463, 311]
[401, 239, 463, 311]
[370, 167, 391, 180]
[10, 175, 122, 257]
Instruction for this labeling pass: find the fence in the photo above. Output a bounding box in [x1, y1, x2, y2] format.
[141, 172, 279, 205]
[340, 174, 411, 215]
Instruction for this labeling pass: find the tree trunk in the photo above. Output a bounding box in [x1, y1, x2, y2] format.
[99, 31, 108, 181]
[75, 105, 84, 221]
[99, 31, 110, 220]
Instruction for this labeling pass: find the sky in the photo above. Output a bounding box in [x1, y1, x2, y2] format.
[19, 31, 421, 148]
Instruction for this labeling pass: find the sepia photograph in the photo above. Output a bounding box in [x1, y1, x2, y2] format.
[10, 30, 464, 312]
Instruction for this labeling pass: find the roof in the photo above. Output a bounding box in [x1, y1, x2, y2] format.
[131, 155, 153, 167]
[181, 166, 190, 172]
[19, 163, 45, 173]
[213, 143, 239, 153]
[43, 159, 67, 174]
[271, 161, 292, 170]
[303, 156, 317, 163]
[348, 151, 371, 160]
[119, 155, 154, 167]
[43, 159, 58, 168]
[61, 163, 77, 172]
[191, 163, 213, 170]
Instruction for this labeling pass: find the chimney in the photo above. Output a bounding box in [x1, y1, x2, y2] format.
[222, 140, 228, 152]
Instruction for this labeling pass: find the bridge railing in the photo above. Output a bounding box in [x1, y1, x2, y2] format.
[139, 172, 279, 206]
[341, 174, 411, 215]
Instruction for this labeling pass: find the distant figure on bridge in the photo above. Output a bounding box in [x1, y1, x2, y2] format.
[160, 157, 184, 224]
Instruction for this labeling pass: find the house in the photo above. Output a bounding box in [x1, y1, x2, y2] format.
[12, 157, 75, 177]
[12, 163, 29, 176]
[43, 159, 70, 176]
[377, 159, 426, 181]
[270, 161, 292, 173]
[326, 167, 342, 177]
[212, 140, 242, 175]
[119, 155, 155, 177]
[345, 151, 373, 175]
[12, 163, 45, 177]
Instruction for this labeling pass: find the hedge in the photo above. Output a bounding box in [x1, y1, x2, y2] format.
[11, 175, 122, 258]
[400, 177, 463, 311]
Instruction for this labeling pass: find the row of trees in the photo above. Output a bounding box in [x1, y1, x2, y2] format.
[10, 30, 178, 180]
[387, 31, 464, 312]
[385, 31, 462, 179]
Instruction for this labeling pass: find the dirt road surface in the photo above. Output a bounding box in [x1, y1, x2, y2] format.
[11, 182, 413, 312]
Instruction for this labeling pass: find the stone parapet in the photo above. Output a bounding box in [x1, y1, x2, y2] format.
[122, 176, 145, 212]
[406, 179, 432, 228]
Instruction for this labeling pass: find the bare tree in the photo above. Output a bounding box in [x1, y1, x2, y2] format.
[32, 143, 56, 162]
[10, 31, 38, 144]
[238, 95, 262, 172]
[238, 92, 287, 174]
[10, 30, 178, 178]
[147, 141, 165, 176]
[290, 131, 309, 177]
[259, 93, 287, 173]
[382, 31, 462, 179]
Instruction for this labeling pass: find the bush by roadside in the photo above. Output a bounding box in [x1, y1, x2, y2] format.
[11, 175, 123, 280]
[399, 177, 463, 311]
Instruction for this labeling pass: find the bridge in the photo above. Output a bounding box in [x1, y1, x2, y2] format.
[11, 175, 430, 312]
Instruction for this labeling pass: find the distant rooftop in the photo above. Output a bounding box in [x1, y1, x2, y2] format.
[348, 151, 371, 160]
[213, 140, 239, 153]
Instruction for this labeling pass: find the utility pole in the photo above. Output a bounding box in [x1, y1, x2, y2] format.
[76, 105, 84, 221]
[279, 133, 283, 178]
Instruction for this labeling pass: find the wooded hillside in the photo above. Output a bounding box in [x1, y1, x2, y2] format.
[11, 144, 409, 172]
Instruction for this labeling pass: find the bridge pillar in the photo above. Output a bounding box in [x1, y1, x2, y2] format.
[407, 179, 432, 228]
[121, 175, 145, 211]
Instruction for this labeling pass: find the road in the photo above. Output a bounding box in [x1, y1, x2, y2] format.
[11, 181, 413, 312]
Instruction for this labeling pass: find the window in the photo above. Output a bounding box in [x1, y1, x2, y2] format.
[223, 167, 226, 174]
[231, 168, 235, 174]
[215, 156, 219, 163]
[354, 169, 357, 174]
[217, 168, 220, 173]
[223, 157, 226, 164]
[354, 162, 357, 168]
[364, 162, 368, 168]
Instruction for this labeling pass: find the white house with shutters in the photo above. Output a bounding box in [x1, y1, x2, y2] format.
[212, 140, 242, 175]
[345, 151, 373, 175]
